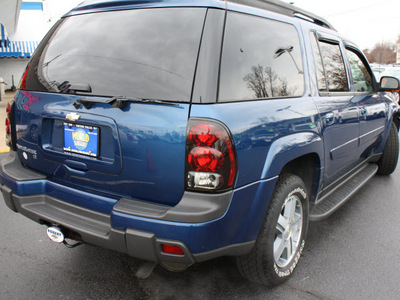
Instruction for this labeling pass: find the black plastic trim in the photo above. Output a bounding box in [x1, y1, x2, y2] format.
[9, 101, 17, 151]
[6, 192, 127, 253]
[1, 185, 17, 212]
[114, 190, 232, 223]
[1, 151, 46, 181]
[316, 32, 340, 44]
[316, 155, 381, 203]
[192, 8, 225, 104]
[193, 240, 255, 262]
[310, 163, 378, 221]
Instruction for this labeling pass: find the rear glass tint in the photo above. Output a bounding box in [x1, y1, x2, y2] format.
[27, 8, 206, 102]
[219, 12, 304, 102]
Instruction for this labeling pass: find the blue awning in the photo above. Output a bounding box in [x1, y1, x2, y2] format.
[0, 0, 22, 35]
[0, 24, 38, 58]
[0, 40, 39, 58]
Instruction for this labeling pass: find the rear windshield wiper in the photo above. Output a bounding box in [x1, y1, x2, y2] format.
[73, 96, 180, 109]
[58, 81, 92, 94]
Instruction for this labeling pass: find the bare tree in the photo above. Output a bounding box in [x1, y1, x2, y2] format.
[243, 65, 270, 98]
[366, 41, 396, 64]
[243, 65, 293, 99]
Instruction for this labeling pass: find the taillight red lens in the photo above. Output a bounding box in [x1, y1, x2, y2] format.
[6, 102, 11, 114]
[189, 123, 219, 146]
[188, 147, 224, 172]
[6, 103, 11, 135]
[5, 101, 15, 149]
[186, 119, 237, 191]
[5, 118, 10, 136]
[19, 64, 30, 90]
[161, 244, 184, 255]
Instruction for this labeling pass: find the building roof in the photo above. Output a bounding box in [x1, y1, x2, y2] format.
[0, 1, 39, 58]
[0, 0, 22, 34]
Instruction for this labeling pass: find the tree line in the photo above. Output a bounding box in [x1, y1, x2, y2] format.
[363, 35, 400, 64]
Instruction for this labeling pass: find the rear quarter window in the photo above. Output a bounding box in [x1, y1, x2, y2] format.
[218, 12, 304, 102]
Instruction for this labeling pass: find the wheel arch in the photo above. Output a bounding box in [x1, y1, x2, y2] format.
[260, 132, 323, 203]
[280, 153, 321, 203]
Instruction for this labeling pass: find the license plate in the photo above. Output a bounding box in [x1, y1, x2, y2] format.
[63, 123, 99, 157]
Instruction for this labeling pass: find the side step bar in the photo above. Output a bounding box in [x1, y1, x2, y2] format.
[310, 163, 378, 221]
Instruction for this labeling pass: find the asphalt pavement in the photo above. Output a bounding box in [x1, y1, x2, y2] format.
[1, 148, 400, 299]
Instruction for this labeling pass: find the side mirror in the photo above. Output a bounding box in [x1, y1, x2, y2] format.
[380, 76, 400, 92]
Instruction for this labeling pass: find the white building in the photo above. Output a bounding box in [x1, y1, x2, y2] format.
[0, 0, 81, 90]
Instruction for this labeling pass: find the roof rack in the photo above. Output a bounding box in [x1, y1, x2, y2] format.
[227, 0, 336, 31]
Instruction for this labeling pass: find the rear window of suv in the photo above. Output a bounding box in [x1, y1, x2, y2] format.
[26, 8, 206, 102]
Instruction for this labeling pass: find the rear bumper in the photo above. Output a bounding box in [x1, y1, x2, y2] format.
[1, 151, 278, 264]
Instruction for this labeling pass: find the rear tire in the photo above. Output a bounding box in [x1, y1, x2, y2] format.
[377, 122, 399, 175]
[236, 174, 309, 286]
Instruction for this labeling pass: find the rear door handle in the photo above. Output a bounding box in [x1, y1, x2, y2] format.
[64, 160, 88, 172]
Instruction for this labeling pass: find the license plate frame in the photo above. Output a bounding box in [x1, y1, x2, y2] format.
[63, 123, 99, 157]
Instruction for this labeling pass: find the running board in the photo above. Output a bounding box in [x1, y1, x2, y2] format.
[310, 163, 378, 221]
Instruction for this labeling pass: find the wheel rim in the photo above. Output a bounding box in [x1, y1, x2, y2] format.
[273, 194, 303, 268]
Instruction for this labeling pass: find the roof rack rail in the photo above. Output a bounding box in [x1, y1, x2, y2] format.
[227, 0, 336, 31]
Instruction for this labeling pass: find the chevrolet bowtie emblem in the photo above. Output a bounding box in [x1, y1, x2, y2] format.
[65, 112, 81, 122]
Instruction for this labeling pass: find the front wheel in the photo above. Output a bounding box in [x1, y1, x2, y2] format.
[236, 174, 309, 286]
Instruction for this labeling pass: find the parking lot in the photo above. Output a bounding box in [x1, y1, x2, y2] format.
[1, 149, 400, 299]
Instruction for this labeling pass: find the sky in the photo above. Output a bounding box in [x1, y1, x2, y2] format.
[39, 0, 400, 51]
[282, 0, 400, 50]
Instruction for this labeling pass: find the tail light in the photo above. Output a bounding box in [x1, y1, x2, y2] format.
[6, 101, 16, 150]
[161, 244, 184, 255]
[185, 118, 237, 192]
[19, 64, 30, 90]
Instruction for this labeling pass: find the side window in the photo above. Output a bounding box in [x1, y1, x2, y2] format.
[318, 41, 349, 92]
[218, 12, 304, 102]
[309, 32, 327, 91]
[345, 49, 374, 93]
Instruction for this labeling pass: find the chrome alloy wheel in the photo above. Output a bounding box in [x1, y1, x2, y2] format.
[273, 194, 303, 268]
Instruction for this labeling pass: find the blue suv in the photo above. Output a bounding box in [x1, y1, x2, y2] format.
[1, 0, 400, 286]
